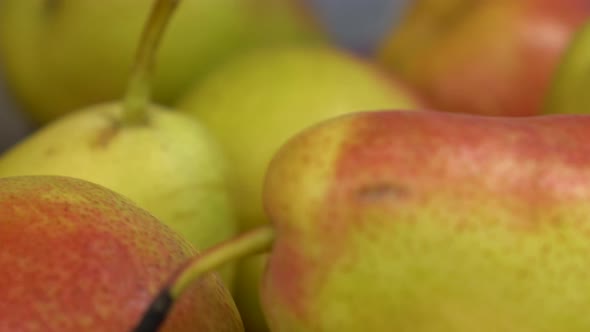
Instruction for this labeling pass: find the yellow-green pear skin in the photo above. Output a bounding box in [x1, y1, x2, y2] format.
[177, 45, 424, 331]
[262, 110, 590, 331]
[0, 0, 325, 124]
[0, 103, 238, 285]
[545, 20, 590, 114]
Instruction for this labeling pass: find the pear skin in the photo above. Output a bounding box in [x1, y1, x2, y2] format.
[0, 103, 239, 285]
[377, 0, 590, 116]
[262, 110, 590, 331]
[0, 175, 242, 331]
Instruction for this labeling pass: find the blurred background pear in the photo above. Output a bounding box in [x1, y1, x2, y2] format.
[0, 0, 411, 152]
[0, 0, 325, 124]
[377, 0, 590, 116]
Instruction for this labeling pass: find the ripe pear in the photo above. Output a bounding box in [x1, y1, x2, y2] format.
[377, 0, 590, 116]
[0, 0, 238, 285]
[137, 110, 590, 332]
[0, 0, 324, 124]
[177, 45, 424, 331]
[545, 19, 590, 114]
[0, 175, 243, 331]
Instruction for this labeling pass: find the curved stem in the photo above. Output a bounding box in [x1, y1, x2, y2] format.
[122, 0, 179, 125]
[132, 225, 276, 332]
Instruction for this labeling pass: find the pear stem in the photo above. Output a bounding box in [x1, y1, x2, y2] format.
[122, 0, 179, 125]
[131, 225, 276, 332]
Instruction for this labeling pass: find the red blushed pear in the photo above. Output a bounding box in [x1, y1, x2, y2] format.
[260, 110, 590, 330]
[0, 176, 243, 331]
[135, 110, 590, 331]
[377, 0, 590, 116]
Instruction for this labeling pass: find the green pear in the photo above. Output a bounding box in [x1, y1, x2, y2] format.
[545, 19, 590, 114]
[0, 0, 324, 124]
[177, 45, 424, 331]
[0, 175, 243, 331]
[0, 0, 238, 284]
[136, 110, 590, 331]
[376, 0, 590, 116]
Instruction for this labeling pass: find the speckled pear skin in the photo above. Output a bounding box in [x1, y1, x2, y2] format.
[263, 110, 590, 331]
[0, 176, 243, 332]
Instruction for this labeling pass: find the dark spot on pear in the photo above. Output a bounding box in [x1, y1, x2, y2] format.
[44, 147, 58, 157]
[91, 124, 120, 149]
[43, 0, 61, 15]
[90, 111, 154, 149]
[355, 183, 410, 204]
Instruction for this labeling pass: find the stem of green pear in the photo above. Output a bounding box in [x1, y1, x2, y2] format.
[131, 225, 276, 332]
[121, 0, 179, 125]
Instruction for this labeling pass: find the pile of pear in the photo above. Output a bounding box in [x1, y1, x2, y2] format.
[0, 0, 431, 330]
[3, 0, 590, 331]
[137, 19, 590, 327]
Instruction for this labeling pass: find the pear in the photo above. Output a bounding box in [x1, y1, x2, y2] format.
[0, 0, 324, 124]
[177, 44, 424, 331]
[376, 0, 590, 116]
[0, 0, 238, 284]
[0, 175, 243, 331]
[136, 110, 590, 331]
[545, 19, 590, 114]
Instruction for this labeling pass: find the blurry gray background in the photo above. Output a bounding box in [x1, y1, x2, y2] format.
[0, 0, 409, 153]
